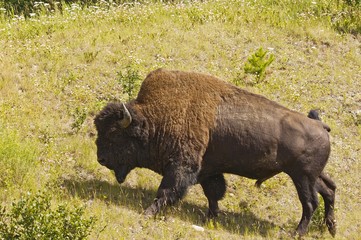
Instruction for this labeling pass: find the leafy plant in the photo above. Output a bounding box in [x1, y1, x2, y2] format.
[117, 65, 142, 101]
[332, 4, 361, 35]
[0, 0, 130, 17]
[71, 107, 88, 133]
[343, 0, 360, 6]
[244, 47, 275, 84]
[84, 51, 99, 64]
[0, 0, 57, 17]
[0, 191, 96, 240]
[351, 110, 361, 126]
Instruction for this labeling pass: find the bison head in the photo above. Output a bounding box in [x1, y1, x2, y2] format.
[94, 102, 148, 183]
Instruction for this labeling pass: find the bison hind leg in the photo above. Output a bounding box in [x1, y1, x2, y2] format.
[290, 174, 319, 236]
[315, 172, 337, 237]
[200, 174, 226, 218]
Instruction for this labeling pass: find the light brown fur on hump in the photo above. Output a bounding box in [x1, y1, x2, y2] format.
[136, 69, 235, 161]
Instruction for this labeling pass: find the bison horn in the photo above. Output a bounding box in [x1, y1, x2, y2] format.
[119, 103, 132, 128]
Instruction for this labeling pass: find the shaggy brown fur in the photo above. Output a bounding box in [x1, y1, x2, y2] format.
[136, 69, 235, 166]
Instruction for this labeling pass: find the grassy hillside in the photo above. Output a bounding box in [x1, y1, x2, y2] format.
[0, 0, 360, 239]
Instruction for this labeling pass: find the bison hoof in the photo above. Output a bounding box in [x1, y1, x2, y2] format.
[144, 202, 159, 217]
[326, 218, 337, 237]
[293, 228, 307, 238]
[207, 210, 219, 219]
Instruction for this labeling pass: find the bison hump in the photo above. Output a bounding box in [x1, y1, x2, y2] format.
[136, 69, 235, 160]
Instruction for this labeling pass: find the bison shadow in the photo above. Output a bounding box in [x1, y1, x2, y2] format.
[63, 178, 281, 236]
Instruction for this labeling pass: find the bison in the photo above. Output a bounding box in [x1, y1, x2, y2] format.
[94, 69, 336, 237]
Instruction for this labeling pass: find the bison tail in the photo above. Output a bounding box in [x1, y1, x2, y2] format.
[308, 110, 331, 132]
[255, 175, 275, 188]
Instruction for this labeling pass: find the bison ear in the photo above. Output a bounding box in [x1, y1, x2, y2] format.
[118, 103, 132, 128]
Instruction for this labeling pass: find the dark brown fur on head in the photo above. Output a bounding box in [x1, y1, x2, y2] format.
[94, 102, 149, 183]
[95, 102, 149, 143]
[94, 102, 125, 132]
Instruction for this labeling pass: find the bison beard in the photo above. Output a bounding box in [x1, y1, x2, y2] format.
[94, 69, 336, 237]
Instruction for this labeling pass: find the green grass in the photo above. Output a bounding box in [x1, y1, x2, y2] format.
[0, 0, 360, 239]
[0, 125, 39, 189]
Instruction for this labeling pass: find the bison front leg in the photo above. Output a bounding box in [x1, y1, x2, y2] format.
[144, 162, 199, 216]
[200, 174, 226, 218]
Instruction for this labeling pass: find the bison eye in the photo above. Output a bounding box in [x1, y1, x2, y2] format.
[106, 127, 119, 139]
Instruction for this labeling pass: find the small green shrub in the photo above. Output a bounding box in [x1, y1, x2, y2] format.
[332, 0, 361, 35]
[0, 0, 126, 17]
[343, 0, 360, 6]
[117, 65, 142, 101]
[350, 110, 361, 126]
[186, 5, 207, 26]
[84, 51, 99, 64]
[244, 47, 275, 84]
[71, 107, 88, 133]
[0, 191, 96, 240]
[0, 0, 57, 17]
